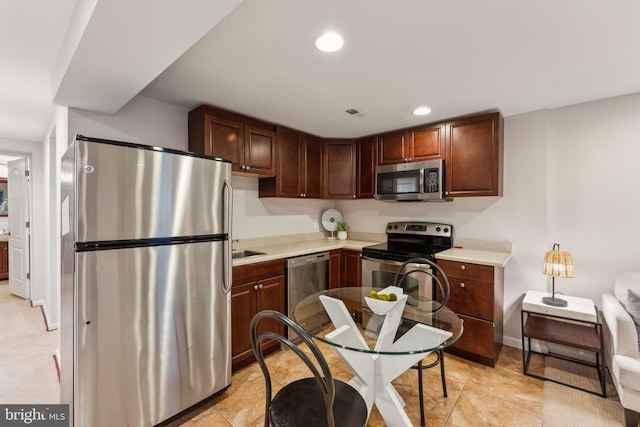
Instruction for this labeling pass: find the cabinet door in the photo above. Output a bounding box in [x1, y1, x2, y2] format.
[205, 114, 244, 172]
[256, 275, 286, 338]
[445, 112, 503, 197]
[303, 134, 323, 198]
[447, 314, 497, 364]
[329, 250, 342, 289]
[378, 130, 408, 165]
[0, 242, 8, 279]
[342, 250, 362, 287]
[357, 136, 377, 199]
[244, 125, 276, 176]
[275, 126, 303, 197]
[410, 123, 445, 161]
[231, 282, 255, 363]
[446, 277, 494, 320]
[324, 140, 356, 199]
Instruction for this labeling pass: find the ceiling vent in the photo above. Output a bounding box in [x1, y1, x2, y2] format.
[345, 108, 367, 118]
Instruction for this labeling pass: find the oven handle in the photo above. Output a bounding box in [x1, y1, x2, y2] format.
[362, 255, 433, 269]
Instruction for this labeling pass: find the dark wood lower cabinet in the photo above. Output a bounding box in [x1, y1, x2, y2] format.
[329, 250, 342, 289]
[0, 241, 8, 280]
[446, 314, 497, 366]
[438, 259, 504, 367]
[329, 249, 362, 288]
[231, 259, 285, 372]
[342, 250, 362, 287]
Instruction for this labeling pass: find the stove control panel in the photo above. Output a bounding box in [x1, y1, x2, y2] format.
[386, 221, 452, 237]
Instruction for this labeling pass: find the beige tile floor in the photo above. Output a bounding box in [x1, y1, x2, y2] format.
[170, 343, 547, 427]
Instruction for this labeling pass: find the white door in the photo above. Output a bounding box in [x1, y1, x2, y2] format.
[8, 158, 30, 299]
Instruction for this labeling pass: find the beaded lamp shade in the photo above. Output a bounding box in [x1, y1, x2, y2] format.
[542, 243, 574, 307]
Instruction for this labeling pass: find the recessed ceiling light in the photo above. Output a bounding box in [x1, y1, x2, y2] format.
[315, 32, 344, 53]
[413, 107, 432, 116]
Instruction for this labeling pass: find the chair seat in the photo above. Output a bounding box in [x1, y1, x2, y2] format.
[270, 378, 367, 427]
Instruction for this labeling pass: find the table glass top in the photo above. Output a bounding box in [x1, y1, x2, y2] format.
[293, 287, 463, 355]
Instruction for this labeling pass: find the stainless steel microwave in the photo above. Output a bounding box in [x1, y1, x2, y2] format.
[374, 159, 450, 202]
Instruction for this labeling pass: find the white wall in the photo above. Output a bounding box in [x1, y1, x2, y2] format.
[231, 176, 336, 240]
[547, 94, 640, 303]
[68, 95, 189, 150]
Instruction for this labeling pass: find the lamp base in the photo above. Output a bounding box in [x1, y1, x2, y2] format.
[541, 296, 568, 307]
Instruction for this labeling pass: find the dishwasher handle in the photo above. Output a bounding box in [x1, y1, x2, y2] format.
[286, 252, 329, 268]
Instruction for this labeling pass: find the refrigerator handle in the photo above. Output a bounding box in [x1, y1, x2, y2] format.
[223, 179, 233, 294]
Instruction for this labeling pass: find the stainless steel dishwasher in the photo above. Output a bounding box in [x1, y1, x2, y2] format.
[286, 251, 330, 339]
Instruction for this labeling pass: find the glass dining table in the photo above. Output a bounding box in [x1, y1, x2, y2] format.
[293, 286, 463, 427]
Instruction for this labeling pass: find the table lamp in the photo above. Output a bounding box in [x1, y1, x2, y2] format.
[542, 243, 574, 307]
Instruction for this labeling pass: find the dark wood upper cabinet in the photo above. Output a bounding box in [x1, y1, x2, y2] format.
[192, 104, 503, 200]
[269, 126, 303, 198]
[259, 127, 323, 198]
[302, 133, 323, 199]
[188, 105, 275, 177]
[445, 112, 503, 197]
[324, 139, 357, 199]
[378, 123, 444, 165]
[410, 123, 445, 161]
[357, 135, 377, 199]
[377, 130, 408, 165]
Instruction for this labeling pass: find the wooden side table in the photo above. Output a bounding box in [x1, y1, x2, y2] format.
[521, 290, 606, 397]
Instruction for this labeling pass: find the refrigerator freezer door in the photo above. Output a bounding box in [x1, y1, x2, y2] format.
[75, 240, 231, 427]
[74, 139, 231, 242]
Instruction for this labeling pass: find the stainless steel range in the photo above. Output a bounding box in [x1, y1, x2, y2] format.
[361, 222, 453, 298]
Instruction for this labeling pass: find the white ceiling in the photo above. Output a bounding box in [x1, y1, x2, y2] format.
[2, 0, 640, 142]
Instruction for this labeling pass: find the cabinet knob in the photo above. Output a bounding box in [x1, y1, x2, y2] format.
[241, 165, 246, 170]
[245, 166, 250, 170]
[352, 195, 356, 199]
[300, 193, 304, 197]
[408, 157, 412, 162]
[460, 282, 466, 288]
[460, 265, 466, 270]
[253, 285, 259, 290]
[258, 284, 264, 289]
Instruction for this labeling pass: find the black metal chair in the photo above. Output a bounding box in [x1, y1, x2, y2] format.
[392, 258, 451, 427]
[250, 310, 368, 427]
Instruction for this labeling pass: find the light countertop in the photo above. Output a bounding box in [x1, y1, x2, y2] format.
[232, 237, 382, 267]
[435, 248, 511, 268]
[233, 233, 511, 268]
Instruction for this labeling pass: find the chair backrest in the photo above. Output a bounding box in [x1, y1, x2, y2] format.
[250, 310, 337, 427]
[392, 258, 450, 313]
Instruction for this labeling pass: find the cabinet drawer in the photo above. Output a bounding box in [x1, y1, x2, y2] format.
[438, 259, 493, 283]
[447, 278, 494, 320]
[233, 259, 284, 284]
[449, 314, 495, 359]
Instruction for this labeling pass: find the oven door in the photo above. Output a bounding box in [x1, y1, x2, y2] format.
[361, 255, 437, 335]
[361, 256, 435, 301]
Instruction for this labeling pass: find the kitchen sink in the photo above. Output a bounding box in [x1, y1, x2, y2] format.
[232, 249, 267, 259]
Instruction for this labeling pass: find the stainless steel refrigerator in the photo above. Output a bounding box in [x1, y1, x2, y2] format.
[60, 135, 233, 427]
